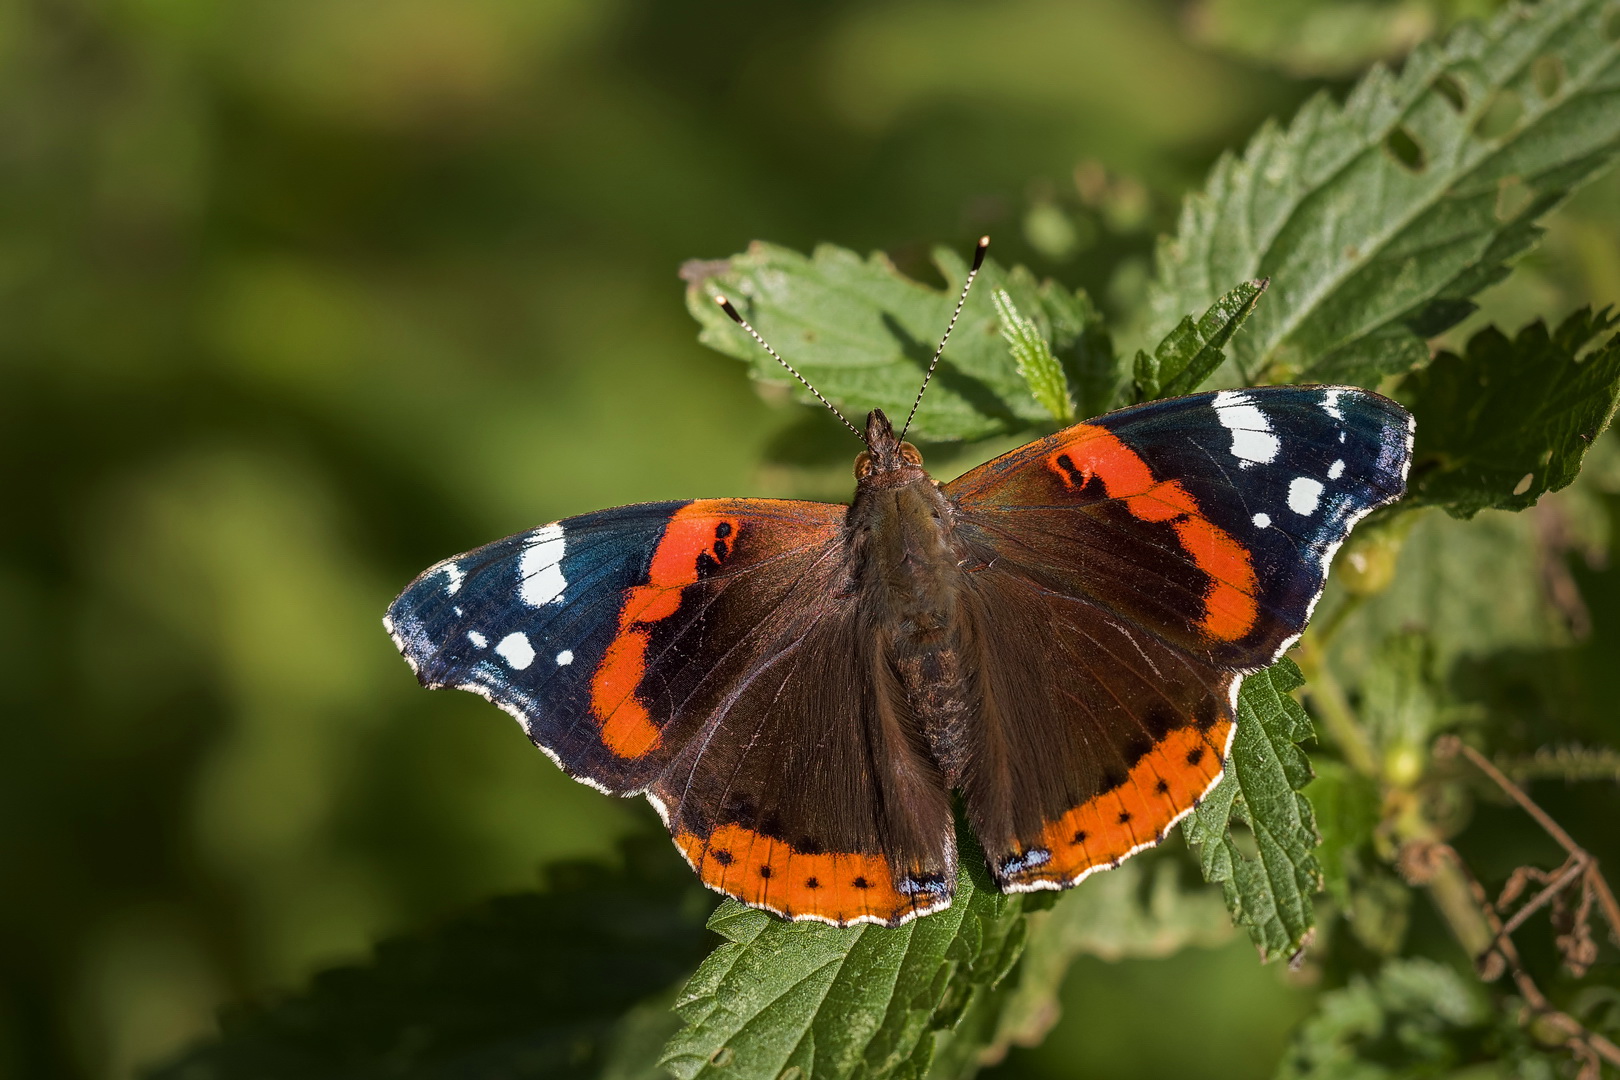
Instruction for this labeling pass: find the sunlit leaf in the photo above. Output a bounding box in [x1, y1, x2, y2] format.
[660, 835, 1026, 1080]
[684, 244, 1118, 441]
[1184, 659, 1323, 962]
[993, 288, 1075, 423]
[1147, 0, 1620, 387]
[1133, 278, 1267, 401]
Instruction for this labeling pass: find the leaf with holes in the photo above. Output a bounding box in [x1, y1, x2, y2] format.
[683, 243, 1118, 442]
[1145, 0, 1620, 388]
[659, 835, 1027, 1080]
[1404, 307, 1620, 518]
[1182, 659, 1322, 962]
[1133, 278, 1268, 401]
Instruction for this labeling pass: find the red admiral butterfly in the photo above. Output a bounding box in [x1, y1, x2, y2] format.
[386, 239, 1413, 926]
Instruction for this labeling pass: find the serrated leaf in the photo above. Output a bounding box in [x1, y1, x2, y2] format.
[1404, 306, 1620, 518]
[683, 243, 1117, 441]
[660, 834, 1026, 1080]
[145, 838, 714, 1080]
[1133, 279, 1267, 401]
[1183, 659, 1322, 962]
[926, 855, 1233, 1080]
[1146, 0, 1620, 388]
[992, 288, 1075, 423]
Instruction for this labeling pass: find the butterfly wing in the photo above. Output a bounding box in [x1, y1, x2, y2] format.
[385, 498, 955, 925]
[942, 385, 1412, 890]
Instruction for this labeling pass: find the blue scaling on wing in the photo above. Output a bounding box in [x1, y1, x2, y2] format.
[383, 501, 689, 791]
[1100, 384, 1413, 657]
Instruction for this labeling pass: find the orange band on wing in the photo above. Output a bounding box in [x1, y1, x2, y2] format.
[999, 721, 1233, 889]
[590, 502, 741, 758]
[1048, 426, 1258, 641]
[674, 824, 943, 926]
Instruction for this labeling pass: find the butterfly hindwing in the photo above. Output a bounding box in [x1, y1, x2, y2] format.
[385, 498, 956, 925]
[943, 385, 1411, 889]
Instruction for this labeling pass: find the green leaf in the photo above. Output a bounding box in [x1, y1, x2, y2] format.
[1133, 279, 1267, 401]
[992, 288, 1075, 423]
[1277, 958, 1490, 1079]
[145, 838, 715, 1080]
[683, 243, 1118, 441]
[928, 855, 1232, 1079]
[1146, 0, 1620, 388]
[1183, 659, 1323, 963]
[1404, 306, 1620, 518]
[659, 833, 1027, 1080]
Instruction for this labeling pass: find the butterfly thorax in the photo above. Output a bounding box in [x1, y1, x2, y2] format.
[849, 409, 974, 783]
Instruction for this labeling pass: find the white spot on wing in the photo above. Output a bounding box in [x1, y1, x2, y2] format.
[1320, 388, 1344, 419]
[467, 630, 488, 648]
[555, 649, 574, 666]
[1328, 459, 1346, 480]
[518, 524, 568, 606]
[1288, 476, 1324, 516]
[1212, 390, 1280, 466]
[443, 563, 464, 595]
[496, 632, 536, 670]
[1252, 512, 1271, 528]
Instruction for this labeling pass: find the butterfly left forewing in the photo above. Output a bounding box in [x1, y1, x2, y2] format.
[386, 497, 957, 925]
[943, 385, 1411, 890]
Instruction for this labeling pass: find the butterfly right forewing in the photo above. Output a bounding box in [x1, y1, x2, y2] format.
[943, 386, 1411, 891]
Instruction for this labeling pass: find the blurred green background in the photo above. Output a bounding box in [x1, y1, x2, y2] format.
[5, 1, 1618, 1078]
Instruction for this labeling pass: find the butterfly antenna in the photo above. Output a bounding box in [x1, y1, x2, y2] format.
[714, 294, 864, 440]
[900, 235, 989, 440]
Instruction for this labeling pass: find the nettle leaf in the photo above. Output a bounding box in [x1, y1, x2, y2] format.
[146, 838, 714, 1080]
[1183, 659, 1322, 962]
[1146, 0, 1620, 388]
[1404, 307, 1620, 518]
[683, 243, 1118, 441]
[992, 288, 1075, 423]
[1133, 278, 1267, 401]
[933, 855, 1232, 1078]
[659, 836, 1027, 1080]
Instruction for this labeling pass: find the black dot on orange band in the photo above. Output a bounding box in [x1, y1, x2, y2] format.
[711, 849, 733, 865]
[805, 877, 819, 889]
[1186, 747, 1205, 766]
[758, 865, 773, 878]
[1118, 811, 1133, 825]
[852, 876, 871, 890]
[1072, 830, 1088, 844]
[1155, 778, 1171, 794]
[715, 521, 733, 538]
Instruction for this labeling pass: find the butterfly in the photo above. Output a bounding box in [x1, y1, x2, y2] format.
[385, 238, 1413, 926]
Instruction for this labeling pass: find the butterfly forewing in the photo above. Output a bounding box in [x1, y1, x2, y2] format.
[942, 386, 1411, 889]
[386, 498, 957, 926]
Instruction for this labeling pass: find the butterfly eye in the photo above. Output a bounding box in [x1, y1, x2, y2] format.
[900, 442, 924, 466]
[854, 451, 874, 479]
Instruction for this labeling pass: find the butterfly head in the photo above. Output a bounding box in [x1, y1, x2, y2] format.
[855, 408, 926, 486]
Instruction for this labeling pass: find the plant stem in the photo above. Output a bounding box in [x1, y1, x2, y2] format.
[1293, 634, 1379, 779]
